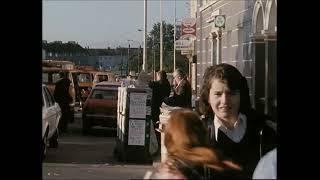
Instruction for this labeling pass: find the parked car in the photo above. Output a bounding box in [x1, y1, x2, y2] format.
[92, 71, 109, 86]
[95, 81, 121, 88]
[76, 70, 94, 101]
[82, 82, 121, 135]
[42, 84, 61, 159]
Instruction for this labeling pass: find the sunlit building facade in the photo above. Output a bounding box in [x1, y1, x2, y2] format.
[191, 0, 277, 118]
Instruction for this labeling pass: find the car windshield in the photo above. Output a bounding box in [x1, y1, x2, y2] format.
[90, 89, 117, 100]
[98, 75, 108, 82]
[78, 73, 92, 83]
[52, 73, 61, 83]
[42, 72, 61, 84]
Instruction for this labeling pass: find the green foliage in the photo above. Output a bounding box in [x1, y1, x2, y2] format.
[146, 21, 188, 73]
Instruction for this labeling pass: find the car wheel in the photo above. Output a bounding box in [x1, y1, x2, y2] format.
[82, 117, 91, 135]
[41, 129, 49, 161]
[49, 130, 59, 148]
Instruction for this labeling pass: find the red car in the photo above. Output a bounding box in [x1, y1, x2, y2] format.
[82, 82, 121, 134]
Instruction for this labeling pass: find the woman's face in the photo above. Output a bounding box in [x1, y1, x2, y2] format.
[208, 79, 240, 122]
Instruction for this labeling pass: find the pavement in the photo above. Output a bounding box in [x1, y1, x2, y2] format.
[151, 152, 161, 167]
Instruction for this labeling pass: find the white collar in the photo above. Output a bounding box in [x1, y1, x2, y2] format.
[214, 113, 247, 143]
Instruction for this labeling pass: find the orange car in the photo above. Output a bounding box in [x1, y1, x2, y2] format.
[69, 69, 94, 103]
[82, 82, 121, 135]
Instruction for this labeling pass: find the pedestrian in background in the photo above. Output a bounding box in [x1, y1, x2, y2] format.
[148, 70, 171, 151]
[53, 71, 73, 133]
[144, 109, 242, 179]
[198, 63, 276, 178]
[163, 68, 192, 108]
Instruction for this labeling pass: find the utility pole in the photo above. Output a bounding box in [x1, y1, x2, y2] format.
[127, 43, 130, 76]
[143, 0, 147, 72]
[173, 0, 176, 71]
[153, 34, 156, 80]
[138, 45, 141, 73]
[160, 0, 163, 71]
[138, 29, 143, 73]
[120, 50, 123, 76]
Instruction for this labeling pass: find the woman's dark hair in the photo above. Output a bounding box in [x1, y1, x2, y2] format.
[198, 63, 251, 117]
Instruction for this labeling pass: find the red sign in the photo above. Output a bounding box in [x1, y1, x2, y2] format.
[181, 18, 196, 38]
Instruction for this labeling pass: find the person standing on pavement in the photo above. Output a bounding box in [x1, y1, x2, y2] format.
[144, 110, 242, 179]
[163, 68, 192, 108]
[198, 63, 276, 179]
[148, 70, 171, 150]
[53, 71, 73, 133]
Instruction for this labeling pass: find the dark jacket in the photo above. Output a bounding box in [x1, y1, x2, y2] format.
[53, 78, 73, 106]
[164, 79, 192, 108]
[202, 109, 277, 179]
[149, 79, 171, 117]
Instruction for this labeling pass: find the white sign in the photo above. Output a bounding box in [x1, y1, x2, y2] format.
[129, 93, 147, 119]
[206, 10, 220, 23]
[175, 40, 193, 51]
[181, 50, 192, 55]
[128, 119, 145, 146]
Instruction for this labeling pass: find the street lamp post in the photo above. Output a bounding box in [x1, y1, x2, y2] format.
[127, 42, 130, 76]
[153, 34, 156, 80]
[137, 29, 143, 74]
[160, 0, 163, 71]
[143, 0, 147, 72]
[120, 50, 123, 76]
[137, 45, 140, 73]
[174, 0, 176, 71]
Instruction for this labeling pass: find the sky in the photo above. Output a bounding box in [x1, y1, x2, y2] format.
[43, 0, 189, 49]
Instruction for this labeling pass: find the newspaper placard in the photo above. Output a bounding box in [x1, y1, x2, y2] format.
[128, 119, 145, 146]
[129, 93, 147, 119]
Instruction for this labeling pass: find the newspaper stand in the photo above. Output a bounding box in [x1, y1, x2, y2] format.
[114, 86, 153, 163]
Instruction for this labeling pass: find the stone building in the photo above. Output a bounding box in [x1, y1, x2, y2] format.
[191, 0, 277, 117]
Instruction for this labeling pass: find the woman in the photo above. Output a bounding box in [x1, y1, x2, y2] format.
[198, 63, 276, 178]
[144, 110, 242, 179]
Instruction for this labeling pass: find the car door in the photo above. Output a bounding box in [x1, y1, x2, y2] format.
[43, 86, 57, 138]
[42, 88, 48, 139]
[46, 87, 61, 129]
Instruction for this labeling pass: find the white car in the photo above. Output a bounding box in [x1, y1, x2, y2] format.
[42, 84, 61, 159]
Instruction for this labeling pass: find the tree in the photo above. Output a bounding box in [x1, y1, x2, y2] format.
[146, 21, 188, 73]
